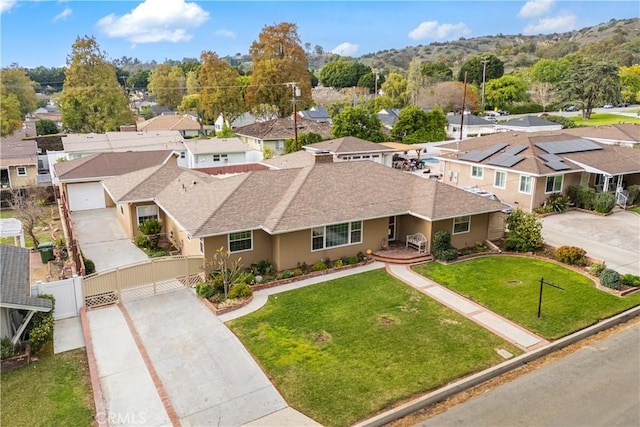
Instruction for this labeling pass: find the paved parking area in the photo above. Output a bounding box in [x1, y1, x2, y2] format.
[541, 210, 640, 275]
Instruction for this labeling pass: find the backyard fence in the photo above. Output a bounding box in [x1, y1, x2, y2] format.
[59, 192, 85, 276]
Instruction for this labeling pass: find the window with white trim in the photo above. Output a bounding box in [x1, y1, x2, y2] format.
[545, 175, 563, 193]
[213, 154, 228, 162]
[229, 230, 252, 253]
[453, 216, 471, 234]
[311, 221, 362, 251]
[199, 239, 204, 254]
[16, 166, 27, 176]
[519, 175, 532, 194]
[494, 170, 507, 189]
[136, 205, 158, 225]
[275, 141, 284, 150]
[471, 166, 484, 179]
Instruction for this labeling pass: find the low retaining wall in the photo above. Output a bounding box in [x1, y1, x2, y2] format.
[0, 345, 31, 372]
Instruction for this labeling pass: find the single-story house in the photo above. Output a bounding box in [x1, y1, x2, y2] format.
[1, 245, 53, 345]
[446, 114, 497, 140]
[137, 113, 214, 137]
[183, 137, 262, 169]
[436, 131, 640, 212]
[1, 139, 38, 189]
[54, 150, 175, 211]
[377, 108, 401, 130]
[298, 106, 331, 123]
[102, 156, 509, 271]
[234, 117, 333, 156]
[494, 116, 563, 133]
[214, 112, 256, 133]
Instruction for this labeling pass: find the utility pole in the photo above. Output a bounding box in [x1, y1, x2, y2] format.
[459, 71, 468, 144]
[481, 57, 489, 111]
[287, 82, 300, 151]
[374, 71, 379, 99]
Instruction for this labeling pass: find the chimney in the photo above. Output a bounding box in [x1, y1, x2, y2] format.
[120, 124, 137, 132]
[313, 151, 333, 164]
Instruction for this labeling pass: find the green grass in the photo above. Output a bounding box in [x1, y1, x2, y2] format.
[0, 207, 62, 248]
[631, 206, 640, 215]
[1, 348, 95, 426]
[413, 256, 640, 340]
[228, 269, 521, 427]
[572, 113, 640, 126]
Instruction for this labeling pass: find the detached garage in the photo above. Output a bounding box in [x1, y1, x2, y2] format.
[66, 181, 106, 211]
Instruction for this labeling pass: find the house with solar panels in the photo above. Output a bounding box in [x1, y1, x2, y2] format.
[435, 131, 640, 212]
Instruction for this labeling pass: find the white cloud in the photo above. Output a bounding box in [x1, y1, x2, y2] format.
[518, 0, 554, 19]
[331, 42, 359, 56]
[408, 21, 471, 41]
[0, 0, 17, 14]
[53, 7, 72, 22]
[215, 29, 236, 39]
[523, 14, 577, 34]
[96, 0, 209, 43]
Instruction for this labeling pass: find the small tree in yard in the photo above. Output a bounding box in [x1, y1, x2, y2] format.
[8, 188, 48, 248]
[504, 209, 544, 252]
[206, 247, 250, 298]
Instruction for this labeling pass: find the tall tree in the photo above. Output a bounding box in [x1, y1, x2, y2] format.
[246, 22, 311, 117]
[619, 65, 640, 104]
[127, 69, 150, 91]
[27, 66, 66, 93]
[1, 67, 37, 117]
[380, 72, 409, 108]
[332, 106, 385, 142]
[319, 57, 371, 89]
[148, 64, 185, 109]
[484, 75, 528, 109]
[427, 81, 479, 113]
[529, 82, 555, 111]
[0, 93, 22, 136]
[391, 105, 447, 143]
[59, 36, 133, 133]
[198, 51, 244, 124]
[457, 54, 504, 86]
[557, 60, 621, 119]
[178, 94, 204, 131]
[422, 61, 453, 84]
[530, 58, 568, 84]
[185, 70, 200, 95]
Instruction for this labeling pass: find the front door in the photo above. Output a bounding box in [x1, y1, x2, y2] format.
[388, 216, 396, 241]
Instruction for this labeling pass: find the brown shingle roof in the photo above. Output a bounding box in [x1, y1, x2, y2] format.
[261, 150, 315, 169]
[234, 117, 333, 140]
[562, 124, 640, 143]
[137, 114, 202, 132]
[0, 139, 37, 168]
[55, 150, 174, 181]
[304, 136, 395, 154]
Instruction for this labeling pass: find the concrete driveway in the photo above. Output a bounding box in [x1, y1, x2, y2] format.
[71, 208, 148, 272]
[541, 210, 640, 275]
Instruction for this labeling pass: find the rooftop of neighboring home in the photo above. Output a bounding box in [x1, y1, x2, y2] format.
[0, 139, 37, 168]
[0, 245, 53, 311]
[447, 114, 495, 126]
[183, 137, 251, 155]
[377, 108, 402, 128]
[437, 130, 640, 176]
[561, 123, 640, 144]
[496, 115, 562, 128]
[261, 150, 315, 169]
[54, 150, 175, 182]
[234, 116, 334, 140]
[62, 131, 186, 154]
[102, 159, 507, 239]
[137, 113, 210, 132]
[299, 106, 330, 122]
[303, 136, 395, 155]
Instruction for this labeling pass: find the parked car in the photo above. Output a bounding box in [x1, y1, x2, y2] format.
[497, 110, 509, 116]
[618, 102, 630, 107]
[463, 186, 513, 214]
[564, 105, 578, 112]
[603, 104, 614, 109]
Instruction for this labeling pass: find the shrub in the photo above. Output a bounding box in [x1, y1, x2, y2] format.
[356, 251, 367, 262]
[504, 209, 544, 252]
[621, 274, 640, 287]
[250, 260, 274, 276]
[83, 258, 96, 275]
[333, 259, 343, 268]
[432, 230, 459, 261]
[588, 262, 606, 277]
[195, 282, 216, 299]
[593, 192, 615, 213]
[297, 262, 309, 274]
[148, 248, 168, 258]
[567, 185, 580, 205]
[278, 270, 293, 280]
[292, 268, 303, 277]
[555, 246, 587, 266]
[541, 114, 577, 128]
[138, 219, 162, 248]
[229, 282, 253, 299]
[243, 273, 256, 284]
[346, 257, 358, 265]
[312, 261, 327, 271]
[439, 248, 460, 261]
[541, 193, 570, 213]
[505, 103, 544, 114]
[627, 185, 640, 206]
[134, 234, 150, 248]
[1, 337, 14, 360]
[28, 294, 55, 354]
[599, 268, 621, 290]
[569, 186, 596, 210]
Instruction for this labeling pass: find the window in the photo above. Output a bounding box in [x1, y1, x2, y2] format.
[311, 221, 363, 251]
[275, 141, 284, 150]
[199, 239, 204, 254]
[229, 230, 252, 253]
[179, 151, 186, 159]
[545, 175, 563, 193]
[213, 154, 228, 162]
[519, 175, 532, 194]
[494, 170, 507, 189]
[453, 216, 471, 234]
[16, 166, 27, 176]
[471, 166, 484, 179]
[136, 205, 158, 225]
[119, 205, 124, 215]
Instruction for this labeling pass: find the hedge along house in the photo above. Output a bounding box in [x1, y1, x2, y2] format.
[436, 131, 640, 212]
[101, 154, 508, 272]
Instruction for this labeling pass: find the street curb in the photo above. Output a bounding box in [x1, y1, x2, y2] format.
[79, 307, 108, 427]
[353, 305, 640, 427]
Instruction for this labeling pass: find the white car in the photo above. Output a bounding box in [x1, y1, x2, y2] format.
[603, 104, 614, 109]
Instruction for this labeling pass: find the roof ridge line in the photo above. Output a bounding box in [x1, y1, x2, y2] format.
[193, 172, 252, 235]
[263, 165, 316, 233]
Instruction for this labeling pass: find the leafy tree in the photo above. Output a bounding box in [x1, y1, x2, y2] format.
[127, 69, 150, 90]
[557, 60, 621, 119]
[309, 70, 319, 88]
[391, 105, 447, 143]
[457, 54, 504, 86]
[529, 82, 555, 111]
[380, 72, 409, 108]
[179, 58, 201, 75]
[484, 75, 528, 108]
[250, 104, 280, 122]
[0, 94, 22, 136]
[285, 132, 323, 153]
[27, 66, 66, 93]
[332, 106, 385, 142]
[178, 93, 204, 132]
[148, 64, 185, 109]
[246, 22, 311, 117]
[198, 51, 244, 125]
[36, 119, 59, 135]
[619, 65, 640, 104]
[422, 61, 453, 84]
[139, 105, 155, 120]
[319, 57, 371, 89]
[59, 36, 133, 133]
[504, 208, 544, 253]
[364, 95, 394, 114]
[8, 188, 48, 248]
[357, 72, 384, 94]
[1, 67, 37, 117]
[217, 123, 235, 138]
[185, 70, 200, 95]
[531, 58, 569, 84]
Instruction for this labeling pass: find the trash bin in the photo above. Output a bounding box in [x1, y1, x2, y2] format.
[38, 242, 55, 263]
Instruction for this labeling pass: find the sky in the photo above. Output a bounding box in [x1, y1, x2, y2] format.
[1, 0, 638, 68]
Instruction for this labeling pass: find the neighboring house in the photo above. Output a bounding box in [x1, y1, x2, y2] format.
[102, 157, 508, 272]
[183, 137, 263, 169]
[214, 112, 256, 133]
[62, 131, 188, 167]
[0, 245, 53, 345]
[137, 113, 213, 137]
[494, 115, 563, 133]
[377, 108, 401, 130]
[298, 106, 331, 123]
[436, 131, 640, 212]
[54, 150, 175, 211]
[447, 114, 497, 140]
[562, 123, 640, 148]
[0, 139, 38, 189]
[303, 136, 396, 166]
[235, 117, 333, 156]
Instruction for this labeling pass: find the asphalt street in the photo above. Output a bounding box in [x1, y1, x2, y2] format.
[418, 321, 640, 427]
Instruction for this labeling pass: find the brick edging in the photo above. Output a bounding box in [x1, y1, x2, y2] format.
[199, 295, 254, 315]
[79, 307, 107, 427]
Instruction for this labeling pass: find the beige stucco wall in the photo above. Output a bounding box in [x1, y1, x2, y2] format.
[432, 213, 490, 250]
[203, 229, 273, 269]
[396, 214, 432, 246]
[162, 213, 201, 256]
[8, 165, 37, 188]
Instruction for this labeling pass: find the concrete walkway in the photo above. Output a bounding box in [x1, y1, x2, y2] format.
[386, 264, 548, 351]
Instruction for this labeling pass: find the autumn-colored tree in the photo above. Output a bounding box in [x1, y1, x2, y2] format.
[148, 64, 185, 109]
[246, 22, 311, 117]
[185, 70, 200, 95]
[59, 36, 133, 133]
[0, 67, 37, 117]
[427, 81, 479, 113]
[198, 51, 244, 125]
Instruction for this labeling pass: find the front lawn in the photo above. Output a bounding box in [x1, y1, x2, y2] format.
[572, 113, 640, 126]
[1, 348, 94, 426]
[413, 256, 640, 340]
[228, 269, 521, 427]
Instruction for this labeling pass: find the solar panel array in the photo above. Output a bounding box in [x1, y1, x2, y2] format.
[459, 143, 508, 162]
[502, 145, 527, 156]
[538, 151, 572, 170]
[487, 153, 525, 167]
[534, 138, 602, 154]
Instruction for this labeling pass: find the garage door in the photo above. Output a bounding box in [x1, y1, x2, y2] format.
[67, 182, 106, 211]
